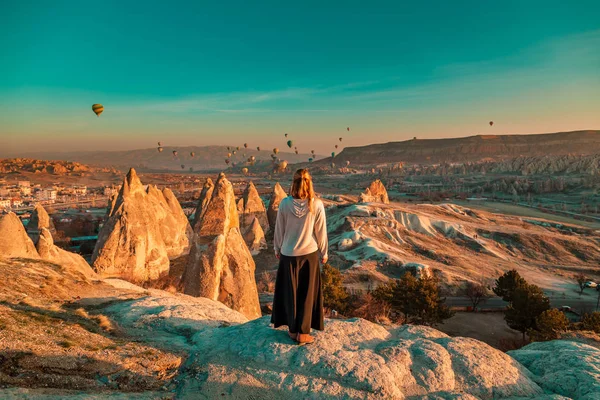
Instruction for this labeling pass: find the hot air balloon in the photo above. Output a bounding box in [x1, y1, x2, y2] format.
[287, 140, 293, 148]
[489, 121, 494, 126]
[295, 150, 298, 154]
[236, 146, 240, 151]
[181, 164, 185, 170]
[279, 160, 288, 170]
[294, 146, 297, 150]
[308, 157, 313, 163]
[273, 148, 279, 154]
[158, 147, 163, 153]
[227, 146, 231, 151]
[256, 146, 261, 151]
[173, 150, 178, 157]
[339, 137, 343, 142]
[233, 150, 237, 155]
[250, 155, 256, 162]
[285, 133, 288, 138]
[227, 152, 232, 158]
[345, 160, 350, 167]
[331, 152, 335, 157]
[244, 143, 248, 148]
[311, 150, 315, 154]
[190, 152, 195, 157]
[225, 159, 230, 164]
[158, 141, 162, 146]
[346, 127, 350, 131]
[92, 104, 104, 117]
[242, 167, 249, 175]
[335, 145, 338, 149]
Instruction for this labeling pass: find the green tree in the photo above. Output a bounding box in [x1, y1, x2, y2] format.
[581, 312, 600, 333]
[382, 274, 454, 326]
[528, 309, 570, 342]
[494, 269, 527, 302]
[505, 284, 550, 341]
[321, 263, 349, 314]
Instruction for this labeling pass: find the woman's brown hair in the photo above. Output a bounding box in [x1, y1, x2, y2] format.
[290, 168, 315, 213]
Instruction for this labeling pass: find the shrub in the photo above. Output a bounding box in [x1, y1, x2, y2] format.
[321, 263, 349, 314]
[529, 309, 570, 342]
[581, 312, 600, 333]
[347, 292, 392, 324]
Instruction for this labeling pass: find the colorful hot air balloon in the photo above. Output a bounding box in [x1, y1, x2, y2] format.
[257, 146, 261, 151]
[92, 104, 104, 117]
[227, 152, 232, 158]
[308, 157, 313, 163]
[242, 167, 249, 175]
[279, 160, 288, 170]
[287, 140, 293, 148]
[285, 133, 288, 138]
[346, 127, 350, 131]
[158, 141, 162, 146]
[190, 152, 195, 157]
[331, 152, 335, 157]
[311, 150, 315, 154]
[225, 159, 230, 164]
[173, 150, 178, 157]
[489, 121, 494, 126]
[273, 148, 279, 154]
[227, 146, 231, 151]
[250, 155, 256, 162]
[236, 146, 240, 151]
[295, 150, 298, 154]
[158, 147, 163, 152]
[335, 145, 338, 149]
[244, 143, 248, 148]
[233, 150, 237, 155]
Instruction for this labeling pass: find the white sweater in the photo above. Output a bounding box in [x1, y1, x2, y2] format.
[274, 196, 328, 259]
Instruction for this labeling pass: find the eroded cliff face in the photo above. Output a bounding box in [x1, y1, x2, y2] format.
[359, 179, 389, 204]
[92, 168, 191, 282]
[183, 173, 261, 319]
[238, 181, 269, 234]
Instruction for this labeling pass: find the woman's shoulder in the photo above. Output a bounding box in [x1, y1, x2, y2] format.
[313, 197, 325, 209]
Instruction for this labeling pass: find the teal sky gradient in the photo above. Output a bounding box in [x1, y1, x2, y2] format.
[1, 1, 599, 155]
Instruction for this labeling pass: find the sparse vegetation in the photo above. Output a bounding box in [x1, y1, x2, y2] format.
[346, 292, 392, 324]
[256, 271, 276, 293]
[462, 280, 492, 310]
[575, 273, 588, 295]
[581, 312, 600, 333]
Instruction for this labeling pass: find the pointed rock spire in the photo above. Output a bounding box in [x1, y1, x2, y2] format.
[27, 203, 56, 244]
[37, 228, 95, 279]
[0, 212, 39, 259]
[359, 179, 389, 204]
[192, 178, 214, 231]
[239, 181, 269, 233]
[267, 182, 287, 231]
[183, 173, 261, 319]
[243, 217, 267, 255]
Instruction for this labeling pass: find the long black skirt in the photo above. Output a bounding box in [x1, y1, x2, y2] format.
[271, 251, 324, 334]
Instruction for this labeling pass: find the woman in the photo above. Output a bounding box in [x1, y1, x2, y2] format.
[272, 169, 328, 344]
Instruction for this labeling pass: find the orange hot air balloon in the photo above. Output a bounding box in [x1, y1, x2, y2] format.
[295, 150, 298, 154]
[339, 137, 343, 142]
[284, 133, 288, 138]
[489, 121, 494, 126]
[273, 148, 279, 154]
[335, 145, 338, 149]
[256, 146, 261, 151]
[158, 141, 162, 146]
[190, 152, 195, 157]
[92, 104, 104, 117]
[242, 167, 249, 175]
[173, 150, 178, 157]
[157, 147, 163, 152]
[225, 159, 230, 164]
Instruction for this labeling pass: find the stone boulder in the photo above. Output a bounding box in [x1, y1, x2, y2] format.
[267, 182, 287, 232]
[92, 168, 191, 282]
[26, 203, 56, 244]
[182, 173, 261, 320]
[238, 181, 269, 233]
[176, 318, 544, 399]
[0, 212, 39, 259]
[359, 179, 390, 204]
[192, 178, 214, 231]
[243, 217, 267, 255]
[36, 228, 96, 279]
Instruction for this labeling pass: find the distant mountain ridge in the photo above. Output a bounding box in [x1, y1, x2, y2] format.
[19, 146, 317, 171]
[326, 130, 600, 165]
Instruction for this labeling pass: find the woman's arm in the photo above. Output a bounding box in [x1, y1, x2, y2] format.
[314, 201, 328, 262]
[273, 200, 285, 257]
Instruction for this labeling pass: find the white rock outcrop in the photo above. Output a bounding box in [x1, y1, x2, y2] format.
[92, 168, 192, 282]
[36, 227, 96, 279]
[267, 182, 287, 232]
[0, 212, 39, 259]
[243, 217, 267, 255]
[359, 179, 390, 204]
[238, 181, 269, 234]
[183, 173, 261, 320]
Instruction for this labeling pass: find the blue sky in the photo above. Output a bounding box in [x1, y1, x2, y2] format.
[1, 1, 599, 155]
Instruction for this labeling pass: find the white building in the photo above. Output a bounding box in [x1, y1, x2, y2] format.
[0, 199, 10, 209]
[36, 189, 57, 201]
[18, 181, 30, 188]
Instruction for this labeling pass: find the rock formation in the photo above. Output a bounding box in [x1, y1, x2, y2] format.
[36, 228, 96, 279]
[0, 212, 40, 259]
[183, 173, 261, 319]
[238, 181, 269, 233]
[359, 179, 389, 204]
[192, 178, 214, 231]
[26, 203, 56, 244]
[92, 168, 191, 282]
[243, 217, 267, 255]
[267, 182, 287, 232]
